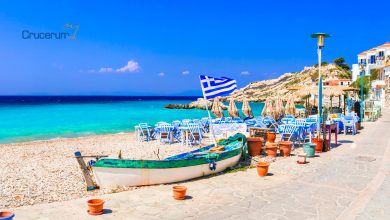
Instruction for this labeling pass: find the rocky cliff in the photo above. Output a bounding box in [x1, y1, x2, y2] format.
[166, 64, 351, 109]
[224, 64, 351, 102]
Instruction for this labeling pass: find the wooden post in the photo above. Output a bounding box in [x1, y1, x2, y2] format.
[74, 151, 98, 191]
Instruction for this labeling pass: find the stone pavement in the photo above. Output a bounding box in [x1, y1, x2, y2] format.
[13, 109, 390, 220]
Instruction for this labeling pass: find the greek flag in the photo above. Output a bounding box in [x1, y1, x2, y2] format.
[199, 75, 237, 99]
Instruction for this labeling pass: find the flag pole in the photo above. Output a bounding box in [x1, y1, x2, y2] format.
[199, 77, 218, 147]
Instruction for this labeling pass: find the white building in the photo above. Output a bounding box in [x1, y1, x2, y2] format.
[351, 42, 390, 107]
[352, 42, 390, 81]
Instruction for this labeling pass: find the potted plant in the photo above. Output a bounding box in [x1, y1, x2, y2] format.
[172, 185, 187, 200]
[267, 131, 276, 143]
[87, 199, 104, 215]
[247, 137, 264, 156]
[265, 142, 278, 157]
[302, 143, 316, 157]
[279, 141, 292, 157]
[312, 138, 323, 153]
[256, 162, 269, 177]
[0, 211, 15, 220]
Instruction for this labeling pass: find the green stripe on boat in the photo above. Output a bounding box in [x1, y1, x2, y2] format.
[94, 133, 248, 169]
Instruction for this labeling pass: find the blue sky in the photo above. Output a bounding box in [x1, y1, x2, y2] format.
[0, 0, 389, 96]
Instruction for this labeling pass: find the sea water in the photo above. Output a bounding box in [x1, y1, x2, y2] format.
[0, 96, 265, 144]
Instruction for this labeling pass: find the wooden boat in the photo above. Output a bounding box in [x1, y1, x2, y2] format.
[92, 134, 247, 188]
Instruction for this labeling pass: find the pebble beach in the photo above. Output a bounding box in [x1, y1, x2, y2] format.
[0, 133, 213, 209]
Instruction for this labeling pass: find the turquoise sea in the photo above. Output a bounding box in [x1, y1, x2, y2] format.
[0, 96, 265, 144]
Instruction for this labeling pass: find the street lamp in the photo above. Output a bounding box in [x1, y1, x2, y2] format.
[360, 68, 364, 124]
[311, 33, 331, 140]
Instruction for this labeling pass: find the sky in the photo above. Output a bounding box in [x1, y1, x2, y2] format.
[0, 0, 389, 96]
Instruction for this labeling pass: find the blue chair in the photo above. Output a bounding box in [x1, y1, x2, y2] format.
[280, 124, 299, 148]
[157, 124, 175, 144]
[188, 123, 203, 146]
[263, 116, 278, 131]
[342, 116, 356, 135]
[137, 123, 153, 142]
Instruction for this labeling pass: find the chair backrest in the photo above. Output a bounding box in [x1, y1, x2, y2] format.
[156, 121, 169, 127]
[295, 119, 306, 126]
[159, 124, 174, 133]
[172, 120, 181, 127]
[281, 124, 297, 134]
[344, 116, 353, 120]
[138, 123, 151, 136]
[192, 119, 200, 124]
[254, 121, 267, 128]
[188, 123, 201, 133]
[181, 119, 191, 126]
[281, 117, 295, 124]
[138, 123, 149, 127]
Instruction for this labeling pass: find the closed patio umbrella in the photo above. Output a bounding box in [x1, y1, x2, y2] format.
[285, 94, 296, 116]
[211, 97, 224, 118]
[262, 97, 274, 117]
[242, 98, 253, 117]
[228, 99, 239, 117]
[274, 96, 285, 120]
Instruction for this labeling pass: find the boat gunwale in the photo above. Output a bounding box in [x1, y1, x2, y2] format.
[93, 141, 243, 169]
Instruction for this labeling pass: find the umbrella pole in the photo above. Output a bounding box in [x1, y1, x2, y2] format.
[338, 95, 341, 109]
[330, 96, 333, 113]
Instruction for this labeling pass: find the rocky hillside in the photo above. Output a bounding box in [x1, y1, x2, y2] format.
[223, 63, 351, 102]
[165, 63, 352, 109]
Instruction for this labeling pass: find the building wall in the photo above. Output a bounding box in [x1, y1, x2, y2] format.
[352, 64, 360, 81]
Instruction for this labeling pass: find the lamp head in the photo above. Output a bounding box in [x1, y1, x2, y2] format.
[311, 33, 331, 48]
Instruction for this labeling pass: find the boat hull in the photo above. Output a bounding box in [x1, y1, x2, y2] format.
[93, 153, 241, 187]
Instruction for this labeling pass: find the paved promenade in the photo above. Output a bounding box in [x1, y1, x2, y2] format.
[14, 109, 390, 220]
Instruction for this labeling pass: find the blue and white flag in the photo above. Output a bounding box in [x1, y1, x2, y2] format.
[199, 75, 237, 99]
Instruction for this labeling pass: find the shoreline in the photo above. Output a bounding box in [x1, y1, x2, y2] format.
[0, 131, 135, 146]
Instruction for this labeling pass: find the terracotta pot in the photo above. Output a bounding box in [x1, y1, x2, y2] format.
[265, 142, 278, 158]
[247, 137, 264, 157]
[0, 211, 15, 220]
[312, 138, 323, 153]
[87, 199, 104, 215]
[172, 185, 187, 200]
[267, 131, 276, 143]
[279, 141, 292, 157]
[297, 153, 307, 164]
[257, 162, 269, 177]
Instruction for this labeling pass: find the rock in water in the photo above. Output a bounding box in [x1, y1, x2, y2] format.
[164, 104, 193, 109]
[165, 98, 227, 110]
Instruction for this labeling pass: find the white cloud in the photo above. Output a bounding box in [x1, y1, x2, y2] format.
[241, 71, 249, 75]
[99, 67, 114, 73]
[158, 72, 165, 77]
[87, 60, 141, 74]
[116, 60, 140, 73]
[182, 70, 190, 75]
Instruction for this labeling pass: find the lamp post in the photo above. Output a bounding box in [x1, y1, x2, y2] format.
[360, 68, 364, 123]
[311, 33, 331, 139]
